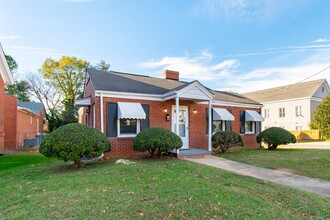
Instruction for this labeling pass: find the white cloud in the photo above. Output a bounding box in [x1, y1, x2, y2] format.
[313, 38, 328, 43]
[13, 45, 62, 56]
[229, 44, 330, 58]
[141, 51, 238, 81]
[231, 62, 330, 93]
[192, 0, 312, 23]
[0, 35, 20, 40]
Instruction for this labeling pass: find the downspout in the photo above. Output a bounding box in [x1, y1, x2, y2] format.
[208, 100, 212, 151]
[100, 93, 104, 133]
[176, 96, 179, 155]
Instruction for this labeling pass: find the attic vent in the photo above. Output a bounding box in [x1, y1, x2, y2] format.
[322, 87, 325, 92]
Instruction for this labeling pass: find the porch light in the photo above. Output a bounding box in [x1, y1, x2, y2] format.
[193, 108, 197, 114]
[164, 107, 168, 112]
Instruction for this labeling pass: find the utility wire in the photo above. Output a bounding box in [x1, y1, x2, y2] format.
[296, 66, 330, 84]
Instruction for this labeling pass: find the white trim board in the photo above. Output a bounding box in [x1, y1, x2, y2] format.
[95, 90, 260, 108]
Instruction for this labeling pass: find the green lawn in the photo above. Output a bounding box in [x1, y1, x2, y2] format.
[219, 149, 330, 181]
[0, 153, 329, 219]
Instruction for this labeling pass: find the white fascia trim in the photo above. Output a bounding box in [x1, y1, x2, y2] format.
[310, 97, 324, 102]
[0, 44, 14, 85]
[198, 100, 262, 108]
[18, 107, 38, 116]
[95, 90, 163, 101]
[261, 97, 311, 104]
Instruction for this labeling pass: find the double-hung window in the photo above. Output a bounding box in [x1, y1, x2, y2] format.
[295, 106, 302, 117]
[279, 107, 285, 118]
[244, 121, 255, 134]
[118, 119, 140, 137]
[264, 109, 270, 118]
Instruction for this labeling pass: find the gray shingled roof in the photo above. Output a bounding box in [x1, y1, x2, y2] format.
[243, 79, 326, 103]
[18, 101, 42, 115]
[87, 68, 260, 105]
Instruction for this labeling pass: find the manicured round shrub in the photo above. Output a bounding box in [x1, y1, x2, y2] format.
[256, 127, 296, 150]
[40, 123, 111, 166]
[212, 131, 244, 154]
[133, 128, 182, 158]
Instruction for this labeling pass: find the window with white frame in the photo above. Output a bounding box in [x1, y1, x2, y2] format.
[296, 126, 303, 131]
[212, 121, 225, 134]
[264, 108, 270, 118]
[295, 106, 302, 117]
[244, 121, 255, 134]
[279, 107, 285, 118]
[117, 119, 140, 137]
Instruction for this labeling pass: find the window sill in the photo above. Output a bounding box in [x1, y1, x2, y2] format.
[117, 134, 137, 138]
[244, 132, 255, 135]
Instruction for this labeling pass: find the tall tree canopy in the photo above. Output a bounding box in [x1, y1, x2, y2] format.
[310, 94, 330, 139]
[5, 55, 30, 101]
[5, 55, 18, 74]
[41, 56, 88, 105]
[6, 80, 30, 101]
[40, 56, 88, 126]
[96, 60, 110, 71]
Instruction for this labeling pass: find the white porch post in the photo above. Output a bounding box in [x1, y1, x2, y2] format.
[100, 93, 104, 133]
[175, 96, 180, 155]
[208, 100, 212, 151]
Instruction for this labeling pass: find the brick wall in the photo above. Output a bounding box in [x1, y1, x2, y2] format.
[86, 95, 261, 158]
[4, 94, 17, 149]
[16, 110, 43, 148]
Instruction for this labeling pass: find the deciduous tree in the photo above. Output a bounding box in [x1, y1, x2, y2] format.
[310, 94, 330, 139]
[40, 56, 88, 125]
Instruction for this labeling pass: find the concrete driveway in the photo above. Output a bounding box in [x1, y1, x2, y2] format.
[279, 141, 330, 150]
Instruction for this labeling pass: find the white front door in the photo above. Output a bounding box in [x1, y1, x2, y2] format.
[172, 106, 189, 149]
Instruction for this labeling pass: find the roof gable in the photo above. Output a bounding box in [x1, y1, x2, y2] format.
[311, 79, 330, 99]
[176, 81, 213, 100]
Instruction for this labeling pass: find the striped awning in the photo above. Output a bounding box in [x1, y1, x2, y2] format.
[117, 102, 146, 119]
[245, 110, 264, 122]
[213, 108, 234, 121]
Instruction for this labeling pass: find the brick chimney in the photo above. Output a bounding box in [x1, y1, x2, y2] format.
[163, 69, 179, 81]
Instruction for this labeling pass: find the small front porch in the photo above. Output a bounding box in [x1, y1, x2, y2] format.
[175, 148, 212, 157]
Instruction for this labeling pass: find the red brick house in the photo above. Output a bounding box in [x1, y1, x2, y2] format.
[76, 68, 263, 158]
[0, 43, 15, 154]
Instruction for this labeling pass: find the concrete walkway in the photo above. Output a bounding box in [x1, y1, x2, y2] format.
[182, 155, 330, 197]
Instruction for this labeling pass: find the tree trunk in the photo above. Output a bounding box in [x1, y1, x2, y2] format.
[157, 148, 162, 158]
[74, 159, 83, 167]
[268, 144, 278, 150]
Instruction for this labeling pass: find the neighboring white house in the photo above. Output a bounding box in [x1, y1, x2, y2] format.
[244, 79, 330, 131]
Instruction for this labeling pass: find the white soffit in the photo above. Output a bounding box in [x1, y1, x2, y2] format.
[74, 97, 91, 107]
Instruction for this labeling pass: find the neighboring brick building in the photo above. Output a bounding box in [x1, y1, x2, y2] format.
[76, 68, 263, 158]
[0, 43, 15, 154]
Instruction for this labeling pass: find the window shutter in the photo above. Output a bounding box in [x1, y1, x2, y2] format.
[206, 108, 209, 134]
[226, 109, 232, 131]
[256, 122, 261, 133]
[240, 110, 245, 134]
[141, 104, 150, 130]
[107, 102, 117, 137]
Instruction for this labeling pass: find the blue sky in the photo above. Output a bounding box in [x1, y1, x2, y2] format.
[1, 0, 330, 92]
